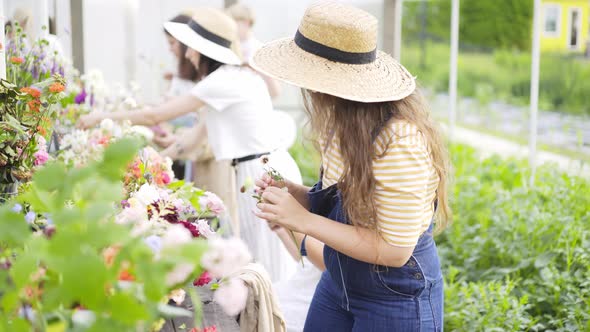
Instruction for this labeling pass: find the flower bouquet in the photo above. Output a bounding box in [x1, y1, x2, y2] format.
[0, 138, 250, 331]
[0, 75, 66, 201]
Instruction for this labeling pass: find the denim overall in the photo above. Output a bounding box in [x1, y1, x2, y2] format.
[302, 179, 444, 331]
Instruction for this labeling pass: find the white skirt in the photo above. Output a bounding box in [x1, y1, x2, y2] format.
[234, 149, 302, 283]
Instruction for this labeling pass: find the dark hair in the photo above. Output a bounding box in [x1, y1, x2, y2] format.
[196, 54, 223, 81]
[164, 14, 198, 81]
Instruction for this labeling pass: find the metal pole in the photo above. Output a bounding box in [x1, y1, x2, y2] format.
[448, 0, 459, 142]
[529, 0, 542, 186]
[0, 0, 6, 80]
[393, 0, 403, 61]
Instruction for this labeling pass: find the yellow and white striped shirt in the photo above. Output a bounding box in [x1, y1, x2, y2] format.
[320, 121, 439, 247]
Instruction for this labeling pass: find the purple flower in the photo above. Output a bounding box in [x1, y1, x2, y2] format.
[74, 89, 87, 104]
[25, 211, 36, 224]
[120, 200, 130, 208]
[12, 204, 23, 213]
[90, 93, 95, 106]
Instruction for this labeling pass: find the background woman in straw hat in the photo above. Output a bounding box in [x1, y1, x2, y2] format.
[78, 7, 301, 283]
[253, 3, 450, 331]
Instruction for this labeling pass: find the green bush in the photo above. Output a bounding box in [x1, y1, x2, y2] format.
[290, 140, 590, 330]
[402, 42, 590, 116]
[441, 144, 590, 331]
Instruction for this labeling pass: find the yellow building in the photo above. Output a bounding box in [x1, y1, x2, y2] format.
[541, 0, 589, 52]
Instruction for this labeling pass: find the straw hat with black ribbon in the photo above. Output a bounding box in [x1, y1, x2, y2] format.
[251, 2, 416, 103]
[164, 7, 243, 66]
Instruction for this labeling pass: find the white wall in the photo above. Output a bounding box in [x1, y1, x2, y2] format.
[5, 0, 384, 109]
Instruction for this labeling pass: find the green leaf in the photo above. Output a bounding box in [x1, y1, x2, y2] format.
[9, 253, 37, 288]
[0, 208, 29, 245]
[534, 252, 557, 269]
[109, 293, 150, 324]
[33, 162, 66, 192]
[59, 253, 109, 309]
[99, 138, 142, 180]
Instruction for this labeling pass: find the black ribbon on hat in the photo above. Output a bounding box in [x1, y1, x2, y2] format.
[294, 30, 376, 65]
[188, 20, 232, 48]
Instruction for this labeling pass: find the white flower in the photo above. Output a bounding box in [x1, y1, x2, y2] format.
[100, 118, 114, 132]
[123, 97, 138, 109]
[133, 183, 160, 207]
[36, 135, 47, 152]
[168, 288, 186, 305]
[130, 125, 154, 141]
[201, 237, 252, 279]
[165, 263, 195, 286]
[196, 219, 215, 238]
[72, 310, 96, 328]
[214, 278, 248, 316]
[115, 206, 147, 225]
[162, 224, 192, 248]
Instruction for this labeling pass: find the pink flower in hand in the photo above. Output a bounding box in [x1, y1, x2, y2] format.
[34, 150, 49, 166]
[199, 192, 225, 216]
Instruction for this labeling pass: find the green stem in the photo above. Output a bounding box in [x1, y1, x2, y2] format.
[288, 230, 305, 268]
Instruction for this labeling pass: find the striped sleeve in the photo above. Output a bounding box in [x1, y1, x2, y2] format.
[374, 127, 434, 247]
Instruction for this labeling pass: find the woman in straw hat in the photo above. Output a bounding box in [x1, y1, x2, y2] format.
[253, 3, 450, 331]
[78, 7, 301, 283]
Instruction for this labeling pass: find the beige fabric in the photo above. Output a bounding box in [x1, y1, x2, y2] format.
[192, 158, 239, 235]
[251, 2, 416, 103]
[235, 263, 286, 332]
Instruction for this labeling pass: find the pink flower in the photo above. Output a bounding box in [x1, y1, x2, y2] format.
[200, 237, 252, 279]
[165, 263, 195, 286]
[196, 219, 215, 238]
[214, 278, 248, 316]
[34, 150, 49, 166]
[193, 271, 212, 287]
[199, 192, 225, 216]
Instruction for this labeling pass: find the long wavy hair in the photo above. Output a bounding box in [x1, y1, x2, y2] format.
[302, 88, 451, 234]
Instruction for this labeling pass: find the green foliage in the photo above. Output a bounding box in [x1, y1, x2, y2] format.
[0, 138, 208, 331]
[288, 132, 321, 187]
[403, 0, 534, 51]
[441, 145, 590, 331]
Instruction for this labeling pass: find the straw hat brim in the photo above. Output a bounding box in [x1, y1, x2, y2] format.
[164, 22, 242, 66]
[251, 38, 416, 103]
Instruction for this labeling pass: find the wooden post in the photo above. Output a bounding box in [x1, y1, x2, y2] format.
[383, 0, 403, 60]
[224, 0, 238, 8]
[70, 0, 84, 73]
[529, 0, 542, 186]
[38, 0, 49, 39]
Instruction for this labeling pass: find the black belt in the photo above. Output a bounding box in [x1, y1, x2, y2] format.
[231, 153, 270, 167]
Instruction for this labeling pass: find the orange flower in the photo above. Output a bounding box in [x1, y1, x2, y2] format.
[102, 246, 121, 267]
[20, 87, 42, 99]
[118, 270, 135, 281]
[49, 82, 65, 93]
[36, 125, 47, 136]
[28, 100, 41, 113]
[10, 56, 24, 64]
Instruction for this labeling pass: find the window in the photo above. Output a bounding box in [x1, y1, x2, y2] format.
[543, 4, 561, 36]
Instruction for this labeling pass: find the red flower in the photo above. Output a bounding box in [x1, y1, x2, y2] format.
[190, 326, 217, 332]
[49, 82, 66, 93]
[10, 56, 24, 64]
[193, 271, 212, 287]
[118, 270, 135, 281]
[97, 136, 110, 146]
[179, 220, 200, 237]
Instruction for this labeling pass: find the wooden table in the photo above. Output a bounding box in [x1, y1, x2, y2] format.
[160, 286, 240, 332]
